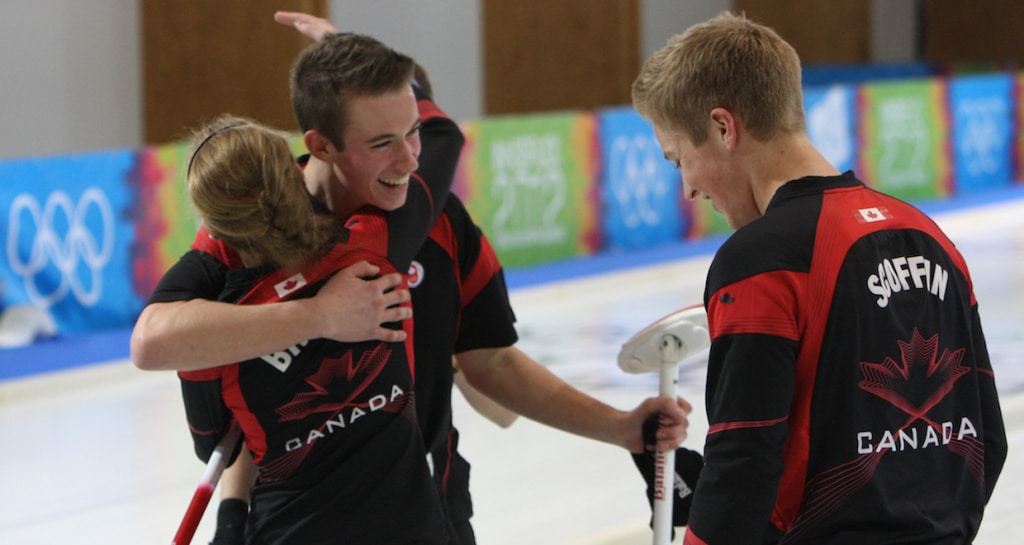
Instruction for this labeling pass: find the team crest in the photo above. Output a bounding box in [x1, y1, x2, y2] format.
[407, 260, 425, 288]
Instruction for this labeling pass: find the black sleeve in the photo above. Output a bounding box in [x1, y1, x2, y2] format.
[386, 88, 465, 271]
[178, 372, 237, 464]
[973, 305, 1007, 502]
[146, 250, 229, 305]
[414, 85, 464, 223]
[444, 195, 519, 353]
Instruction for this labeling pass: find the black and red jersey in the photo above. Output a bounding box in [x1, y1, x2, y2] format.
[178, 227, 445, 544]
[684, 172, 1008, 545]
[147, 89, 518, 542]
[150, 88, 461, 544]
[404, 193, 518, 531]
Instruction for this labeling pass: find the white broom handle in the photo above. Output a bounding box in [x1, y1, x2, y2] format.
[653, 358, 679, 545]
[172, 421, 243, 545]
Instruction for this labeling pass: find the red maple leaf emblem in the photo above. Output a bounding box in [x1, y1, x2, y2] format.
[858, 329, 969, 428]
[275, 343, 392, 421]
[282, 279, 298, 291]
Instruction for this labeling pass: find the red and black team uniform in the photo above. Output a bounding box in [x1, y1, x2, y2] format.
[684, 172, 1007, 545]
[149, 88, 519, 543]
[173, 226, 442, 545]
[399, 82, 518, 545]
[407, 193, 518, 545]
[147, 89, 461, 544]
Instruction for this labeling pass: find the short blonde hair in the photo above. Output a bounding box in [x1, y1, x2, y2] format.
[632, 11, 805, 144]
[186, 114, 340, 271]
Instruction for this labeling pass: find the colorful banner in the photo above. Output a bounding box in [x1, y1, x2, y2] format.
[130, 142, 198, 300]
[805, 84, 857, 173]
[949, 73, 1014, 195]
[455, 112, 599, 268]
[857, 78, 952, 201]
[691, 199, 733, 239]
[131, 135, 310, 300]
[595, 107, 687, 251]
[0, 151, 143, 334]
[2, 71, 1023, 339]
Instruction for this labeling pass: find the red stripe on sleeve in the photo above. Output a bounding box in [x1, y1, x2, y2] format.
[708, 415, 789, 436]
[462, 234, 501, 304]
[416, 98, 446, 123]
[683, 529, 710, 545]
[708, 270, 805, 341]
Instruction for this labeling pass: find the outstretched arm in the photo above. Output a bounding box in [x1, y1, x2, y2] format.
[453, 359, 519, 428]
[456, 346, 692, 453]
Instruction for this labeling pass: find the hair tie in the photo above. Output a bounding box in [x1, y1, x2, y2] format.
[186, 122, 247, 177]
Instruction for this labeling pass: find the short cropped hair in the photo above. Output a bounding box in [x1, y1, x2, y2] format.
[290, 32, 416, 148]
[632, 12, 805, 144]
[186, 114, 340, 270]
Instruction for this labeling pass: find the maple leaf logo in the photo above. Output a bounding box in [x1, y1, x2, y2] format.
[858, 329, 969, 427]
[276, 343, 392, 421]
[273, 272, 307, 299]
[854, 207, 891, 223]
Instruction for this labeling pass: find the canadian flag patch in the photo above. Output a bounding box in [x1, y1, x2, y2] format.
[855, 207, 892, 223]
[274, 273, 308, 299]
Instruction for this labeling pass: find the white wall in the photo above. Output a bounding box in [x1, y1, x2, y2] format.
[871, 0, 918, 62]
[0, 0, 915, 162]
[0, 0, 140, 160]
[329, 0, 721, 122]
[643, 0, 731, 58]
[328, 0, 483, 122]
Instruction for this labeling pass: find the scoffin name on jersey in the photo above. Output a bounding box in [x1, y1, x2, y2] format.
[866, 255, 948, 308]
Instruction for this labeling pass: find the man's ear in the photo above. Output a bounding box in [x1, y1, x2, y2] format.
[304, 129, 335, 162]
[709, 107, 738, 150]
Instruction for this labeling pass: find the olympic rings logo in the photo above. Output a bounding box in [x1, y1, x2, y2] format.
[608, 133, 673, 229]
[5, 188, 114, 307]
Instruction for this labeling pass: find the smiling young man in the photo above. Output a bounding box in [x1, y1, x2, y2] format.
[135, 24, 691, 545]
[632, 11, 1007, 545]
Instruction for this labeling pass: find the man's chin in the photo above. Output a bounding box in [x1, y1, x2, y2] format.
[372, 189, 409, 211]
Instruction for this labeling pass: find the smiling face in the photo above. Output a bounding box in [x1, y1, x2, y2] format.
[653, 122, 760, 230]
[324, 86, 422, 214]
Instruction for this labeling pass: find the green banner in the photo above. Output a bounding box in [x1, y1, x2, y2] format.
[457, 113, 598, 268]
[858, 78, 951, 201]
[692, 199, 733, 238]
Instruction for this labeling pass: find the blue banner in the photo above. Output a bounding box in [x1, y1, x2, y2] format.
[949, 73, 1014, 195]
[804, 84, 857, 174]
[596, 107, 685, 251]
[0, 151, 142, 334]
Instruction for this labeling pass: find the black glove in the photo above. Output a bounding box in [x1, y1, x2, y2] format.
[209, 498, 248, 545]
[631, 416, 703, 527]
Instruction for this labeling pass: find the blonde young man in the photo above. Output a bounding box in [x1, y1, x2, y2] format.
[632, 12, 1007, 545]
